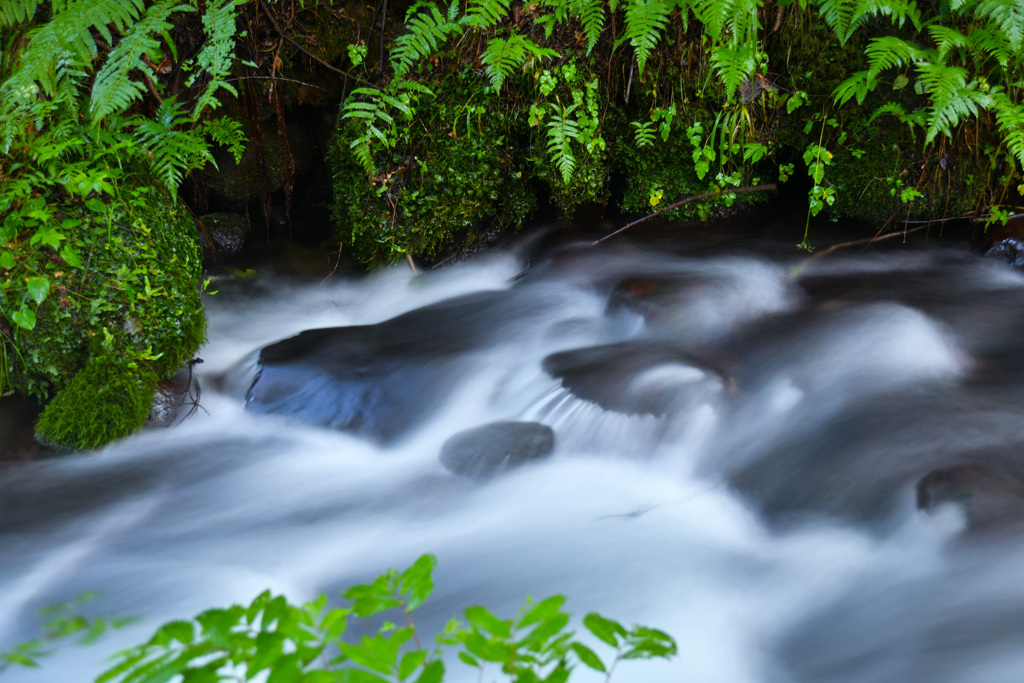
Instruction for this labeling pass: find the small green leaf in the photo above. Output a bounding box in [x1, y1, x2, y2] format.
[464, 606, 511, 638]
[60, 245, 83, 268]
[519, 596, 565, 628]
[457, 652, 479, 667]
[10, 307, 36, 330]
[399, 650, 428, 680]
[583, 613, 626, 648]
[0, 251, 14, 268]
[400, 554, 437, 611]
[570, 642, 606, 672]
[25, 276, 49, 304]
[85, 198, 107, 213]
[415, 660, 444, 683]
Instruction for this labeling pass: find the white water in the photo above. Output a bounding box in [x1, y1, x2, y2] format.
[4, 235, 1024, 682]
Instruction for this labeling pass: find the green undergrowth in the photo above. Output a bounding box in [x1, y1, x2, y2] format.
[327, 0, 1024, 262]
[99, 554, 676, 683]
[2, 180, 206, 449]
[3, 556, 677, 682]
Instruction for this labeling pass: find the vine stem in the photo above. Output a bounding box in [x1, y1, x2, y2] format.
[592, 183, 778, 245]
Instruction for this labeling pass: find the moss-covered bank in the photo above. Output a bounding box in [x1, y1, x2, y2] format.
[2, 180, 205, 450]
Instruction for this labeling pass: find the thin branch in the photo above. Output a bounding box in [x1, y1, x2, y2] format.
[807, 223, 932, 260]
[592, 184, 778, 245]
[259, 0, 347, 77]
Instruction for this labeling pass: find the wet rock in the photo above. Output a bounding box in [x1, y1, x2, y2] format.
[542, 341, 725, 416]
[440, 422, 555, 480]
[148, 363, 202, 428]
[917, 464, 1024, 532]
[198, 212, 250, 255]
[245, 290, 530, 443]
[985, 236, 1024, 268]
[203, 120, 314, 211]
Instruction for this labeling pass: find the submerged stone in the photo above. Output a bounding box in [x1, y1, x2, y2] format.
[542, 341, 725, 416]
[440, 421, 555, 480]
[245, 290, 523, 442]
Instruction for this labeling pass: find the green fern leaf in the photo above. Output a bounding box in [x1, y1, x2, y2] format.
[572, 0, 606, 53]
[391, 3, 460, 78]
[90, 0, 190, 121]
[915, 62, 991, 143]
[463, 0, 512, 29]
[0, 0, 41, 25]
[546, 103, 580, 183]
[131, 99, 213, 189]
[976, 0, 1024, 50]
[624, 0, 671, 76]
[709, 43, 757, 99]
[864, 36, 926, 79]
[187, 0, 239, 116]
[480, 34, 558, 90]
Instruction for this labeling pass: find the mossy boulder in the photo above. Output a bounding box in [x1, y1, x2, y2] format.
[3, 179, 206, 449]
[331, 72, 535, 265]
[35, 356, 159, 450]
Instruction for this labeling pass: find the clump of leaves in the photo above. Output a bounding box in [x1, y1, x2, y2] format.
[98, 554, 677, 683]
[0, 592, 133, 673]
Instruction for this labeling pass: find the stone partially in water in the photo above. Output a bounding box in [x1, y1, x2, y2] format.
[542, 341, 725, 416]
[917, 464, 1024, 532]
[245, 290, 525, 443]
[440, 421, 555, 480]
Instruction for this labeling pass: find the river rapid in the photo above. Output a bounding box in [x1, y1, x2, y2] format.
[4, 226, 1024, 682]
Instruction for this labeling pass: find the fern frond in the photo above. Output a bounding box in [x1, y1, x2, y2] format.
[915, 62, 991, 143]
[991, 92, 1024, 168]
[976, 0, 1024, 50]
[572, 0, 606, 54]
[864, 36, 927, 78]
[131, 99, 213, 189]
[480, 34, 558, 90]
[623, 0, 671, 76]
[927, 24, 969, 61]
[0, 0, 41, 25]
[390, 3, 460, 78]
[187, 0, 239, 116]
[709, 43, 757, 99]
[2, 0, 146, 103]
[90, 0, 189, 121]
[816, 0, 856, 43]
[832, 69, 874, 105]
[462, 0, 512, 29]
[546, 103, 580, 183]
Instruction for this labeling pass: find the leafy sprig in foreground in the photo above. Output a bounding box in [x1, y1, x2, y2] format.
[97, 554, 676, 683]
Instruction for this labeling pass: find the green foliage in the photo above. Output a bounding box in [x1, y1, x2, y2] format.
[390, 2, 462, 78]
[98, 554, 677, 683]
[480, 34, 559, 91]
[1, 592, 132, 673]
[622, 0, 671, 76]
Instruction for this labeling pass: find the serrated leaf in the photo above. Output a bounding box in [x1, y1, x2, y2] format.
[25, 276, 49, 303]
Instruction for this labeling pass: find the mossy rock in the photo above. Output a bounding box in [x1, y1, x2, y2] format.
[3, 177, 205, 447]
[330, 72, 535, 264]
[35, 355, 158, 450]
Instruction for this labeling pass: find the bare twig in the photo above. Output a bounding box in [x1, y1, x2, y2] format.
[592, 183, 778, 245]
[260, 0, 347, 77]
[807, 223, 932, 260]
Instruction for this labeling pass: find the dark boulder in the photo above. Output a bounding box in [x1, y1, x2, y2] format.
[198, 212, 250, 255]
[245, 290, 530, 443]
[542, 341, 726, 416]
[440, 421, 555, 480]
[917, 464, 1024, 532]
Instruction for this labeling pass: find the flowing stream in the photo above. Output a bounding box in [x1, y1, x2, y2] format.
[4, 227, 1024, 682]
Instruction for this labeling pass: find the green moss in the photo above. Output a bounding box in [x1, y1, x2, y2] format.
[35, 355, 158, 450]
[2, 176, 205, 447]
[331, 72, 535, 265]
